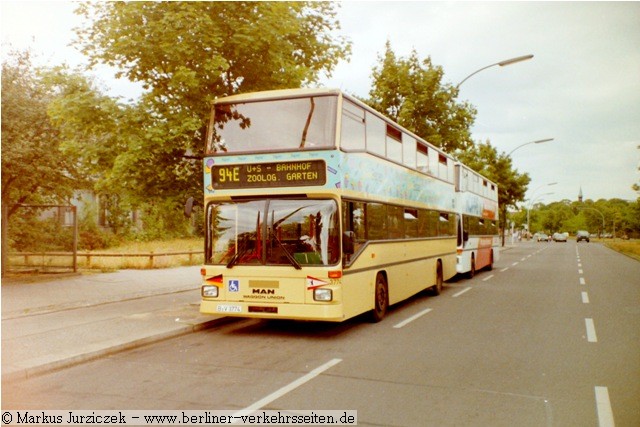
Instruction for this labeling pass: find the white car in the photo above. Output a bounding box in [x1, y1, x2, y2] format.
[552, 232, 567, 242]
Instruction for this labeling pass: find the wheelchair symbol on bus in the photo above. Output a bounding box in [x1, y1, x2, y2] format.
[228, 279, 240, 292]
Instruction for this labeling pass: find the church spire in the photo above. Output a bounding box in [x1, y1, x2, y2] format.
[578, 187, 583, 203]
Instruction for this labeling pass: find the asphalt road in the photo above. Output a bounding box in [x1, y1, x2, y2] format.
[4, 241, 639, 426]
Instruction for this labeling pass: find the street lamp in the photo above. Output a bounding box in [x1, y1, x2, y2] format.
[526, 192, 554, 237]
[526, 182, 558, 203]
[507, 138, 554, 157]
[525, 182, 558, 235]
[456, 54, 534, 88]
[578, 207, 606, 236]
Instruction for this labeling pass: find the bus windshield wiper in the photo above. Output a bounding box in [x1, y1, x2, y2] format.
[226, 244, 250, 269]
[270, 229, 302, 270]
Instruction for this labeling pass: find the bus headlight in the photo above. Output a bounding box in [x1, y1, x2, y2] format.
[314, 288, 332, 302]
[202, 285, 219, 298]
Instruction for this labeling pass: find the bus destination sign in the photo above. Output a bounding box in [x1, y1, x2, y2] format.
[211, 159, 327, 189]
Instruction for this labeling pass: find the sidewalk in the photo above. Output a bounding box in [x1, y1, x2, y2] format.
[1, 267, 224, 382]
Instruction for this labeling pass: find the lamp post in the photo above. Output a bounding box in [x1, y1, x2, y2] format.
[507, 138, 554, 157]
[456, 54, 534, 88]
[525, 183, 558, 236]
[526, 192, 554, 237]
[578, 207, 606, 237]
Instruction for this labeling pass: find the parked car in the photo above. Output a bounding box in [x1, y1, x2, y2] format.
[576, 230, 590, 243]
[553, 232, 567, 242]
[537, 233, 550, 242]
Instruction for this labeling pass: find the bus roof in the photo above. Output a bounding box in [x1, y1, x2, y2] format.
[212, 87, 497, 190]
[213, 88, 342, 104]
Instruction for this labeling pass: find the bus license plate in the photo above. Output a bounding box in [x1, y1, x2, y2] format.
[217, 304, 242, 313]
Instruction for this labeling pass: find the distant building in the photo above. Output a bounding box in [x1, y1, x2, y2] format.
[578, 187, 583, 203]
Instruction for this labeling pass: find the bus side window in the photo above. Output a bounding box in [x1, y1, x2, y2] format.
[342, 200, 366, 259]
[341, 101, 365, 151]
[366, 202, 387, 240]
[404, 208, 419, 238]
[387, 205, 404, 239]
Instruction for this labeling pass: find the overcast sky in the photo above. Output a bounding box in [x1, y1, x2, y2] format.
[2, 1, 639, 203]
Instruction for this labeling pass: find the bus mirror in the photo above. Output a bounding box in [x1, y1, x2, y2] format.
[184, 197, 195, 218]
[343, 231, 355, 255]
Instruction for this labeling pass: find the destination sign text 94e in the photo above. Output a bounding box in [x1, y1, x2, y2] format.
[211, 160, 327, 189]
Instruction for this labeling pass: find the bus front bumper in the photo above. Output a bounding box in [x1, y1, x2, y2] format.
[200, 300, 346, 322]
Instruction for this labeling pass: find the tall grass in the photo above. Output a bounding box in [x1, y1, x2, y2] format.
[87, 238, 204, 270]
[603, 239, 640, 262]
[9, 238, 204, 272]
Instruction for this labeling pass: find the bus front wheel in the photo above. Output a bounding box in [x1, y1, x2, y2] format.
[370, 273, 388, 323]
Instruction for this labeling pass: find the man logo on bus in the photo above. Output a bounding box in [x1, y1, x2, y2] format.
[228, 280, 239, 292]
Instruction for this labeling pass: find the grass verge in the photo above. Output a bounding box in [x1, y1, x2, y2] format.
[602, 239, 640, 262]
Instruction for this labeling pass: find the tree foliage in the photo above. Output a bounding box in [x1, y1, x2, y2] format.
[1, 51, 82, 218]
[74, 1, 351, 153]
[511, 198, 640, 238]
[366, 41, 476, 152]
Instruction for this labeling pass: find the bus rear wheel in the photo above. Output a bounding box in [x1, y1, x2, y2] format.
[430, 261, 444, 296]
[468, 255, 476, 279]
[370, 273, 388, 323]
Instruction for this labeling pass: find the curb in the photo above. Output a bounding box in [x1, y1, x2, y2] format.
[2, 316, 231, 383]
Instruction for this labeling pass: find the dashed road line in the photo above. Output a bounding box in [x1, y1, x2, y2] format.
[585, 318, 598, 343]
[595, 386, 615, 427]
[452, 287, 472, 297]
[580, 277, 586, 285]
[500, 267, 509, 272]
[393, 308, 433, 329]
[581, 292, 590, 304]
[232, 358, 342, 417]
[482, 274, 494, 282]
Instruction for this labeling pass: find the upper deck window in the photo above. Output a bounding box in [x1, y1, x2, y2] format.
[208, 95, 337, 154]
[341, 100, 365, 151]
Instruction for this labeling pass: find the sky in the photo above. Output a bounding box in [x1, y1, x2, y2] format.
[2, 1, 639, 204]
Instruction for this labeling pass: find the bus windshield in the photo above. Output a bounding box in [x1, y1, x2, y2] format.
[206, 199, 340, 267]
[208, 96, 337, 154]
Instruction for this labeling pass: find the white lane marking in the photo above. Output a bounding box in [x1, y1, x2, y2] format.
[578, 269, 584, 274]
[526, 254, 532, 258]
[580, 277, 586, 285]
[595, 386, 615, 427]
[500, 267, 509, 272]
[585, 318, 598, 342]
[233, 358, 342, 417]
[578, 263, 582, 267]
[393, 308, 433, 329]
[452, 287, 472, 297]
[512, 262, 519, 266]
[482, 275, 494, 282]
[582, 292, 590, 304]
[521, 257, 527, 262]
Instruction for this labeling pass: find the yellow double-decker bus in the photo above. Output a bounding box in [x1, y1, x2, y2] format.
[197, 88, 472, 322]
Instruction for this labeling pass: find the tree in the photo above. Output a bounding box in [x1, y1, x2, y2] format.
[367, 41, 476, 152]
[74, 2, 351, 156]
[1, 51, 82, 218]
